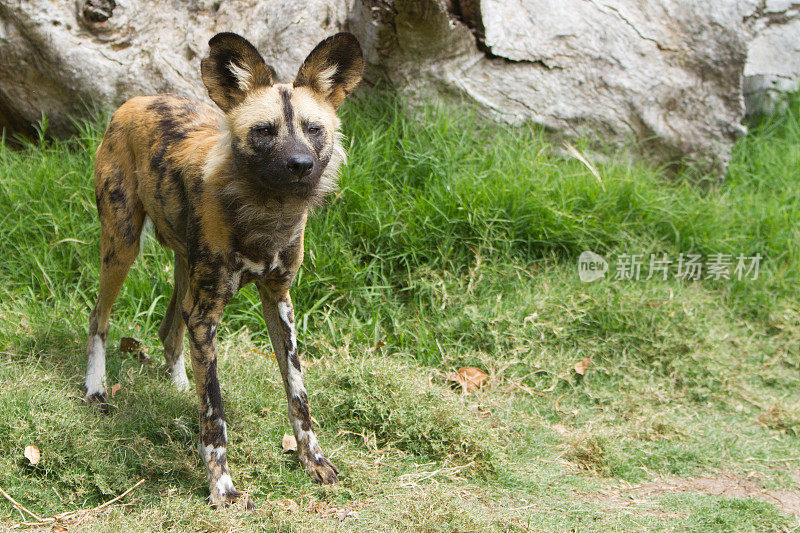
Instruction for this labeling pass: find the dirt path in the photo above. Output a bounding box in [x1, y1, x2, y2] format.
[587, 470, 800, 520]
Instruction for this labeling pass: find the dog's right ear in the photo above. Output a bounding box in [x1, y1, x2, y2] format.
[201, 33, 274, 112]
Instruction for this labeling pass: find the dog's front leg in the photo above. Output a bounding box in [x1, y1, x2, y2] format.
[182, 280, 253, 509]
[258, 283, 339, 484]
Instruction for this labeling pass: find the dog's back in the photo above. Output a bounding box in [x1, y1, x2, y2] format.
[94, 95, 224, 255]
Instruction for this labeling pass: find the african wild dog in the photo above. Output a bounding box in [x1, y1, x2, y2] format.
[83, 32, 363, 508]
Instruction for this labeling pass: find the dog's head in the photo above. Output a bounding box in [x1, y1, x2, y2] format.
[201, 32, 363, 198]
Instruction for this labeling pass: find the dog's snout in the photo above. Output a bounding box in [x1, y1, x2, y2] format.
[286, 154, 313, 178]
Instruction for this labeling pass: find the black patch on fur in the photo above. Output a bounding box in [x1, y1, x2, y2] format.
[293, 32, 363, 108]
[147, 99, 172, 117]
[279, 88, 294, 136]
[230, 135, 319, 201]
[210, 51, 242, 98]
[289, 350, 302, 372]
[278, 240, 300, 269]
[89, 393, 112, 414]
[204, 359, 225, 430]
[292, 393, 311, 431]
[321, 38, 361, 89]
[150, 142, 167, 177]
[102, 172, 140, 244]
[206, 323, 218, 345]
[147, 99, 195, 222]
[108, 187, 126, 205]
[88, 318, 109, 342]
[201, 33, 273, 112]
[303, 121, 326, 155]
[279, 314, 293, 348]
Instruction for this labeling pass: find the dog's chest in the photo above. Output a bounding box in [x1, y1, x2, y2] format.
[222, 196, 307, 287]
[234, 252, 291, 289]
[232, 224, 303, 287]
[236, 251, 284, 277]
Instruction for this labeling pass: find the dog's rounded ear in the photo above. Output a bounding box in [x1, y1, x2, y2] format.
[293, 32, 364, 109]
[201, 32, 274, 112]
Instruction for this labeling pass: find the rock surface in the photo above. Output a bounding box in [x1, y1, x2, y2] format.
[350, 0, 760, 173]
[0, 0, 797, 172]
[744, 0, 800, 115]
[0, 0, 352, 136]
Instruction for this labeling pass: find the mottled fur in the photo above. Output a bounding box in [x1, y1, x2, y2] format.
[83, 32, 363, 508]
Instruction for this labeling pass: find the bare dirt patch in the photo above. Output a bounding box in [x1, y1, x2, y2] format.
[586, 471, 800, 520]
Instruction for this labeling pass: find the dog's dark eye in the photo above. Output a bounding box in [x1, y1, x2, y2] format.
[307, 125, 321, 135]
[255, 125, 276, 137]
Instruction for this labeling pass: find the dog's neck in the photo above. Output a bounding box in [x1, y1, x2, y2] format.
[216, 174, 309, 262]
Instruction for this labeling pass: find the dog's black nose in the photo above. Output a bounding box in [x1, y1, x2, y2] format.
[287, 155, 313, 178]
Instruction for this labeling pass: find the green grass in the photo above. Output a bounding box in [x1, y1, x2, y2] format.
[1, 91, 799, 531]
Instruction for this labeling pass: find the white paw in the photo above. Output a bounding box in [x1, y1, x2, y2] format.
[170, 359, 191, 391]
[85, 336, 107, 398]
[172, 372, 191, 392]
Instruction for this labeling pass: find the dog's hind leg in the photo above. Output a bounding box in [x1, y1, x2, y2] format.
[85, 161, 145, 401]
[159, 255, 190, 390]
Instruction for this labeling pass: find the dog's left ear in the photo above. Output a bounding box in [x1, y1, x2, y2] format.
[294, 32, 364, 109]
[201, 32, 274, 112]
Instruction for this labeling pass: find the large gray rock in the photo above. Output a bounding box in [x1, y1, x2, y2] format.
[744, 0, 800, 115]
[0, 0, 352, 136]
[350, 0, 760, 173]
[0, 0, 796, 173]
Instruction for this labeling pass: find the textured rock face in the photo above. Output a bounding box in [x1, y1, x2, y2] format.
[0, 0, 796, 172]
[0, 0, 352, 136]
[744, 0, 800, 115]
[350, 0, 760, 173]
